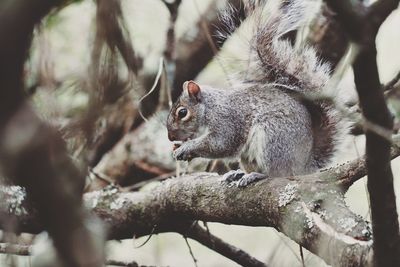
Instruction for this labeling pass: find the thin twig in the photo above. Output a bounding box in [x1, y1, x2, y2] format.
[138, 58, 164, 122]
[133, 225, 157, 249]
[384, 70, 400, 91]
[183, 236, 199, 267]
[299, 245, 305, 267]
[202, 221, 214, 249]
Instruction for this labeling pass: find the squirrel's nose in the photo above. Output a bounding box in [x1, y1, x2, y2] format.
[168, 131, 176, 141]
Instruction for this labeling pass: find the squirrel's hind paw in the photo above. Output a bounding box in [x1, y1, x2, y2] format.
[236, 172, 267, 187]
[222, 169, 245, 183]
[221, 170, 267, 187]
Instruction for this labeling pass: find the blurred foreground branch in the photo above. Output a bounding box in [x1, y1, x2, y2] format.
[0, 0, 104, 266]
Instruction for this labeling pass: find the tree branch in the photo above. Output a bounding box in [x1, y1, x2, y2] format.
[183, 223, 267, 267]
[0, 159, 382, 267]
[332, 135, 400, 189]
[384, 70, 400, 92]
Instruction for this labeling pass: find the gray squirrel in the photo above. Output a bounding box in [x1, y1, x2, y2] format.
[166, 0, 344, 187]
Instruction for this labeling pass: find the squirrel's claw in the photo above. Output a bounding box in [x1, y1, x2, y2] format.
[222, 170, 267, 187]
[236, 172, 267, 187]
[222, 169, 245, 183]
[173, 145, 193, 161]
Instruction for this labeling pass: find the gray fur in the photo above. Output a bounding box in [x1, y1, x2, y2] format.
[167, 0, 344, 180]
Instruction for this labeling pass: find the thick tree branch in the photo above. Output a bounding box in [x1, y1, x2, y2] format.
[0, 162, 380, 267]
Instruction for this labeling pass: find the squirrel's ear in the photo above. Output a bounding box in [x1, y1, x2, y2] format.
[183, 80, 201, 102]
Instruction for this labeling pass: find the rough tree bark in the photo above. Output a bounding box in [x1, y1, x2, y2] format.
[0, 170, 374, 266]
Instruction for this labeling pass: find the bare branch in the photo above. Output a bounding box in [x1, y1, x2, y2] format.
[184, 223, 268, 267]
[332, 134, 400, 189]
[1, 163, 378, 267]
[384, 70, 400, 92]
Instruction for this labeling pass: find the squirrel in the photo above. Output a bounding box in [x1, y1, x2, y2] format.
[166, 0, 344, 187]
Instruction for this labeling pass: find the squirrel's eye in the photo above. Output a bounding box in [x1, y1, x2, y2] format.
[178, 107, 187, 118]
[176, 107, 189, 121]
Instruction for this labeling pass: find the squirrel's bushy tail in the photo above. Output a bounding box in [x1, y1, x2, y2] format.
[223, 0, 344, 169]
[247, 0, 328, 91]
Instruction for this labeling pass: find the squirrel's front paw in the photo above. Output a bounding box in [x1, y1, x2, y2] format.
[173, 146, 193, 161]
